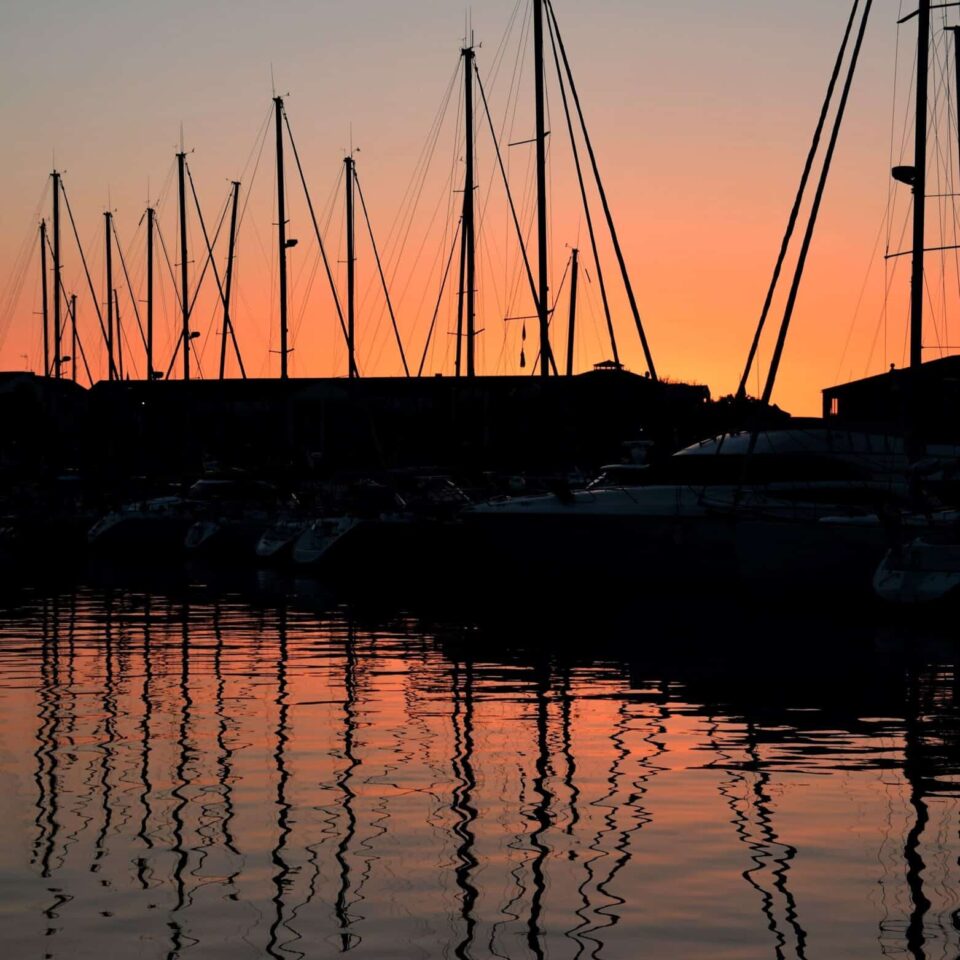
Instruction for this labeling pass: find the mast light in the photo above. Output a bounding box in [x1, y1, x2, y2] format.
[892, 165, 917, 186]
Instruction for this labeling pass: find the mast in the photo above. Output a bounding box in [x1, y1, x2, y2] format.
[146, 206, 155, 380]
[52, 171, 62, 379]
[221, 180, 240, 381]
[114, 289, 124, 380]
[533, 0, 550, 377]
[40, 220, 49, 376]
[463, 44, 477, 377]
[275, 97, 290, 380]
[910, 0, 929, 374]
[566, 247, 579, 377]
[178, 148, 190, 381]
[345, 154, 357, 379]
[70, 294, 77, 382]
[455, 212, 467, 377]
[105, 211, 114, 381]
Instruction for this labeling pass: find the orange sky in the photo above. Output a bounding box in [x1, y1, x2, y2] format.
[1, 1, 957, 416]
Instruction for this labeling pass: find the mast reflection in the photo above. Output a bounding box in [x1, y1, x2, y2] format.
[451, 658, 479, 960]
[136, 594, 155, 889]
[267, 606, 296, 960]
[334, 619, 361, 951]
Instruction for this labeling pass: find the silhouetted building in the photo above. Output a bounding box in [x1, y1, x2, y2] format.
[81, 370, 710, 479]
[822, 356, 960, 440]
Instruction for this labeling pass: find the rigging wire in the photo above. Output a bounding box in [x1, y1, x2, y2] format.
[185, 163, 244, 372]
[154, 221, 184, 314]
[739, 0, 862, 398]
[48, 246, 94, 384]
[418, 219, 462, 376]
[0, 180, 50, 356]
[289, 165, 346, 373]
[110, 217, 148, 351]
[183, 184, 231, 342]
[367, 59, 461, 305]
[367, 58, 462, 376]
[114, 289, 142, 380]
[758, 0, 874, 407]
[884, 2, 906, 371]
[60, 179, 117, 380]
[544, 7, 619, 367]
[476, 64, 542, 322]
[282, 107, 353, 370]
[354, 169, 410, 376]
[545, 0, 657, 380]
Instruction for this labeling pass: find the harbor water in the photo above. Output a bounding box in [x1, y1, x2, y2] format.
[0, 576, 957, 959]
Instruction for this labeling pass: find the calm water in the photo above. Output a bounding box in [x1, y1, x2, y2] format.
[0, 579, 957, 959]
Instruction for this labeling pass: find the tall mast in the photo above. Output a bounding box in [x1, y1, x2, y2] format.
[533, 0, 550, 377]
[275, 97, 290, 380]
[178, 148, 190, 381]
[566, 247, 579, 377]
[70, 294, 77, 382]
[455, 213, 467, 377]
[463, 44, 477, 377]
[52, 171, 62, 379]
[910, 0, 929, 373]
[146, 206, 155, 380]
[345, 154, 357, 379]
[114, 288, 124, 380]
[221, 180, 241, 380]
[104, 211, 114, 381]
[40, 220, 49, 376]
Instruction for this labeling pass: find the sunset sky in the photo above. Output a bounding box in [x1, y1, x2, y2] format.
[1, 0, 956, 415]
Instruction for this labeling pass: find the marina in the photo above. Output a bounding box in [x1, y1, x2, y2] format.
[1, 0, 960, 955]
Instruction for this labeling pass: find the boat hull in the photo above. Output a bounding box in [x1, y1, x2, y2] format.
[88, 515, 194, 560]
[462, 493, 901, 596]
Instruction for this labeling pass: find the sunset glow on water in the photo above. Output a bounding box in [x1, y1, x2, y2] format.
[0, 584, 957, 958]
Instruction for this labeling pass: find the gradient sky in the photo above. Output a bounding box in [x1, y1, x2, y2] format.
[0, 0, 952, 415]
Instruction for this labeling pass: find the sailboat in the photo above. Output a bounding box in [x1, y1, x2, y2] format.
[465, 0, 960, 596]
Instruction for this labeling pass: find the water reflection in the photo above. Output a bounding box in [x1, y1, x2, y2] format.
[1, 584, 958, 959]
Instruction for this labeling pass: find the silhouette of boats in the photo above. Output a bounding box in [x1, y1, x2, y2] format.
[88, 476, 279, 559]
[466, 0, 960, 596]
[873, 513, 960, 603]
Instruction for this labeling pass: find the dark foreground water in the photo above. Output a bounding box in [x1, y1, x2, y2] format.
[0, 577, 957, 959]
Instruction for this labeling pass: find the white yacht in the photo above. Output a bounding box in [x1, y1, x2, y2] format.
[464, 427, 960, 592]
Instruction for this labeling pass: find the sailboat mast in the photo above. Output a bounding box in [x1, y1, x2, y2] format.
[40, 220, 49, 376]
[454, 213, 468, 376]
[910, 0, 929, 373]
[345, 154, 357, 378]
[566, 247, 579, 377]
[221, 180, 240, 381]
[463, 45, 477, 377]
[146, 207, 155, 380]
[52, 171, 62, 379]
[177, 149, 190, 381]
[114, 288, 124, 380]
[70, 294, 77, 382]
[275, 97, 290, 380]
[104, 211, 114, 381]
[533, 0, 550, 377]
